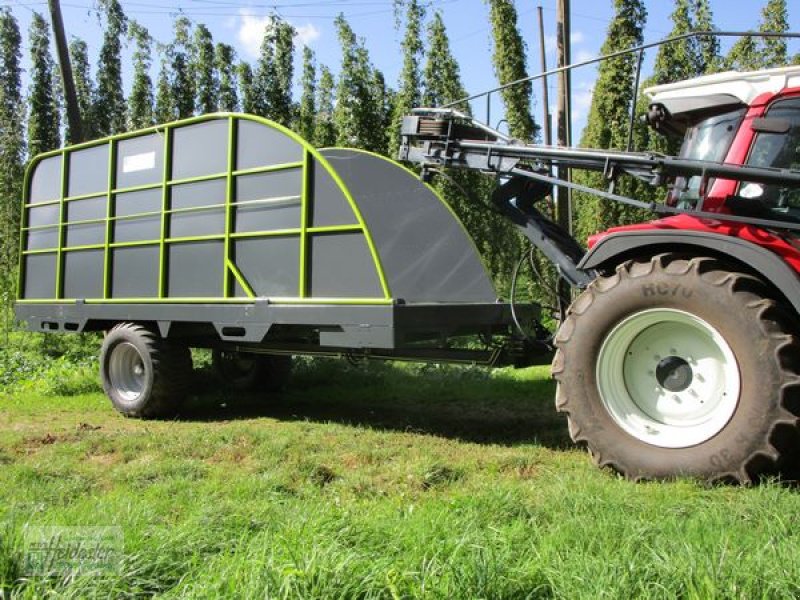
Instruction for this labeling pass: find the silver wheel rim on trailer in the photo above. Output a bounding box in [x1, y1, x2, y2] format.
[108, 342, 147, 402]
[595, 308, 740, 449]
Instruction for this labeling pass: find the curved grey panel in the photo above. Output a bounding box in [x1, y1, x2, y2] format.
[319, 149, 496, 303]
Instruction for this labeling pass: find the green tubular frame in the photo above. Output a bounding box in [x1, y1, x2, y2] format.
[17, 113, 393, 305]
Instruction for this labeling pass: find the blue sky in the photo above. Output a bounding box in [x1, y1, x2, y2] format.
[4, 0, 800, 139]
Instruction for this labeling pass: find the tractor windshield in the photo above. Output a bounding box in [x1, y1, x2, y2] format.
[670, 108, 747, 208]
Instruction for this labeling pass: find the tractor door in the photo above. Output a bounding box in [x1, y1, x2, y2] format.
[737, 95, 800, 222]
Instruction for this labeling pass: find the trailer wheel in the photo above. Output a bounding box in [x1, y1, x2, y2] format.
[553, 254, 800, 483]
[212, 350, 292, 393]
[101, 323, 191, 418]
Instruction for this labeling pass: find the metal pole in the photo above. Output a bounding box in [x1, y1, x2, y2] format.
[48, 0, 83, 143]
[537, 6, 552, 147]
[626, 49, 644, 153]
[555, 0, 571, 232]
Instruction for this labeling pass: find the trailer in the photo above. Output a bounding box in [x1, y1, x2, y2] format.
[15, 32, 800, 483]
[15, 113, 547, 415]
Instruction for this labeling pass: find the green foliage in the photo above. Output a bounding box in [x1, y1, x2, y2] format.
[652, 0, 696, 86]
[66, 38, 95, 142]
[724, 0, 789, 71]
[153, 53, 172, 124]
[0, 8, 23, 298]
[237, 61, 255, 114]
[759, 0, 789, 68]
[251, 14, 295, 125]
[372, 69, 395, 142]
[641, 0, 720, 159]
[94, 0, 127, 136]
[725, 35, 761, 71]
[333, 15, 387, 153]
[170, 17, 195, 119]
[486, 0, 535, 141]
[573, 0, 647, 242]
[314, 65, 337, 146]
[272, 20, 295, 126]
[127, 21, 154, 129]
[422, 12, 520, 282]
[0, 330, 99, 394]
[388, 0, 424, 155]
[193, 24, 217, 115]
[694, 0, 720, 74]
[215, 43, 238, 112]
[297, 46, 316, 142]
[27, 13, 60, 158]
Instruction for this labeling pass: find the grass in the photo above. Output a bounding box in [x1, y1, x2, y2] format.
[2, 354, 800, 598]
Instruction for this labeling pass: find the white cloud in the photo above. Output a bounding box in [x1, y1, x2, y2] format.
[295, 23, 321, 47]
[570, 81, 595, 125]
[544, 30, 586, 54]
[575, 49, 595, 64]
[237, 11, 320, 59]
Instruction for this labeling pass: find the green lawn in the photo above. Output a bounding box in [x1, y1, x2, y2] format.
[2, 359, 800, 598]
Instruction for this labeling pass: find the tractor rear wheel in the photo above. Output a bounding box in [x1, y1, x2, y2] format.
[553, 253, 800, 483]
[101, 323, 192, 418]
[212, 350, 292, 393]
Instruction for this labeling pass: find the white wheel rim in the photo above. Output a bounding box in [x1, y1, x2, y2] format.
[596, 308, 740, 448]
[109, 342, 146, 402]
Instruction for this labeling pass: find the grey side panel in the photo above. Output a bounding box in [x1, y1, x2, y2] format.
[234, 237, 299, 297]
[309, 160, 357, 227]
[168, 241, 224, 297]
[236, 120, 304, 170]
[234, 169, 303, 232]
[64, 250, 104, 299]
[66, 222, 105, 247]
[29, 156, 62, 204]
[68, 145, 109, 198]
[171, 179, 226, 210]
[115, 188, 162, 217]
[112, 245, 159, 298]
[116, 134, 164, 189]
[67, 197, 106, 222]
[28, 204, 60, 227]
[170, 208, 225, 238]
[172, 120, 228, 180]
[580, 230, 800, 315]
[23, 253, 56, 299]
[235, 169, 303, 201]
[26, 227, 59, 250]
[114, 215, 161, 243]
[319, 149, 496, 303]
[309, 233, 383, 298]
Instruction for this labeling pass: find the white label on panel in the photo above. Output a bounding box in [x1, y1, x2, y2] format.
[122, 151, 156, 173]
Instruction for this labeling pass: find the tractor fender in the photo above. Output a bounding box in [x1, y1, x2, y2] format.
[578, 229, 800, 317]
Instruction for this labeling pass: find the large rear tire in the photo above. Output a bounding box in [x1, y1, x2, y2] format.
[100, 323, 192, 418]
[553, 254, 800, 483]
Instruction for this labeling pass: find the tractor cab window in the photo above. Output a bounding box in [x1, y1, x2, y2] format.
[671, 108, 746, 208]
[741, 97, 800, 221]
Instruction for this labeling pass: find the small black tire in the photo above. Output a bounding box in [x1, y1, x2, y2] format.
[212, 350, 292, 393]
[553, 253, 800, 483]
[100, 323, 192, 418]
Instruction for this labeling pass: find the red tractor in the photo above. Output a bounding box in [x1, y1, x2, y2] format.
[400, 44, 800, 483]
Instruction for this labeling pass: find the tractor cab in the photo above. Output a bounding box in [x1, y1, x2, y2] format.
[646, 66, 800, 218]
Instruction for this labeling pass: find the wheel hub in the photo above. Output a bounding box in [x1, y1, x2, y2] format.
[108, 342, 146, 403]
[596, 308, 740, 449]
[655, 356, 693, 392]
